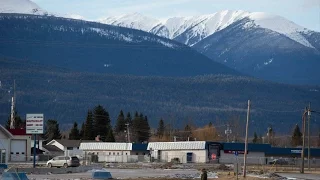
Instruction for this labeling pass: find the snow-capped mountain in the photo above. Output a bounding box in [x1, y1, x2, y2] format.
[100, 10, 314, 48]
[100, 10, 320, 85]
[0, 0, 46, 15]
[0, 14, 239, 77]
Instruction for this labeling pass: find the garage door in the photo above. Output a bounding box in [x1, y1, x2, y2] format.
[10, 140, 26, 161]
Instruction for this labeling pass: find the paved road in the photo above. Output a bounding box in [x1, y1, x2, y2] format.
[277, 173, 320, 180]
[28, 168, 201, 180]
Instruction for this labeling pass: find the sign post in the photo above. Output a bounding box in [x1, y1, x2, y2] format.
[234, 151, 239, 180]
[26, 114, 44, 168]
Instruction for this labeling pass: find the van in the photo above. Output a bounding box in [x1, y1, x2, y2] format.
[46, 156, 80, 168]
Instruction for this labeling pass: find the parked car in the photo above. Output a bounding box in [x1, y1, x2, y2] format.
[269, 159, 289, 165]
[46, 156, 80, 168]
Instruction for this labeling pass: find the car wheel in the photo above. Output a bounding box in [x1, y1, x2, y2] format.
[63, 163, 68, 168]
[48, 163, 52, 168]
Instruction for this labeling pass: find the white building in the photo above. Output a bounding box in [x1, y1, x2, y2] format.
[46, 139, 85, 157]
[80, 142, 148, 163]
[0, 125, 32, 163]
[147, 141, 209, 163]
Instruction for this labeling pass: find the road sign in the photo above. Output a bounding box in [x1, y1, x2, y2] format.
[26, 114, 44, 134]
[234, 151, 238, 156]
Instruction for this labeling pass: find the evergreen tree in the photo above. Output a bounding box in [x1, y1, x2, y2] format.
[252, 132, 258, 144]
[79, 122, 85, 139]
[44, 119, 61, 143]
[157, 118, 165, 138]
[93, 105, 112, 139]
[142, 115, 151, 141]
[125, 112, 132, 124]
[208, 122, 213, 127]
[105, 128, 115, 142]
[115, 110, 126, 133]
[84, 110, 94, 140]
[69, 122, 80, 140]
[132, 112, 150, 142]
[291, 124, 302, 147]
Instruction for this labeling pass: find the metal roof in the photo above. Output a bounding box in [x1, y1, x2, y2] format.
[147, 141, 206, 150]
[80, 142, 133, 151]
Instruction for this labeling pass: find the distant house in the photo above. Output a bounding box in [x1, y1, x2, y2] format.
[46, 139, 93, 157]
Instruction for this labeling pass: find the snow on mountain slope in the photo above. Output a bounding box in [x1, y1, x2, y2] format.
[247, 12, 313, 48]
[100, 13, 161, 32]
[0, 0, 45, 14]
[100, 10, 317, 48]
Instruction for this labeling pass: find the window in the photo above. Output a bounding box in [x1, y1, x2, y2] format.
[113, 152, 115, 155]
[22, 152, 25, 155]
[136, 153, 138, 155]
[143, 153, 145, 155]
[109, 152, 111, 155]
[16, 152, 19, 154]
[67, 147, 73, 150]
[97, 152, 99, 155]
[117, 152, 119, 155]
[125, 153, 128, 155]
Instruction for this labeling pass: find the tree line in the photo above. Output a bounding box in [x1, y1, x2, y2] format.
[4, 109, 319, 148]
[67, 105, 151, 143]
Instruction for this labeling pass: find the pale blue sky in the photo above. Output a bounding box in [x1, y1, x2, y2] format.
[33, 0, 320, 31]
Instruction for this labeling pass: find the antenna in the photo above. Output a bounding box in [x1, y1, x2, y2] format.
[10, 80, 16, 129]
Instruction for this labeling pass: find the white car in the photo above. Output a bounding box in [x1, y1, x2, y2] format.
[46, 156, 80, 168]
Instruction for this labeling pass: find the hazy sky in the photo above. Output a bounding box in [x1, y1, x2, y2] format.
[33, 0, 320, 31]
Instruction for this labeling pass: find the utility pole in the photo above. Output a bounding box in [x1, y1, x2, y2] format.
[225, 124, 232, 142]
[125, 123, 130, 143]
[301, 107, 307, 173]
[308, 103, 311, 170]
[243, 100, 250, 177]
[10, 80, 16, 129]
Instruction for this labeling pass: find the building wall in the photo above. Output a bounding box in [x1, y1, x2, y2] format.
[0, 132, 10, 163]
[84, 150, 131, 156]
[219, 150, 265, 164]
[152, 150, 207, 163]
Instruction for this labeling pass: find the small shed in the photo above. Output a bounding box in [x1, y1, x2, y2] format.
[147, 141, 207, 163]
